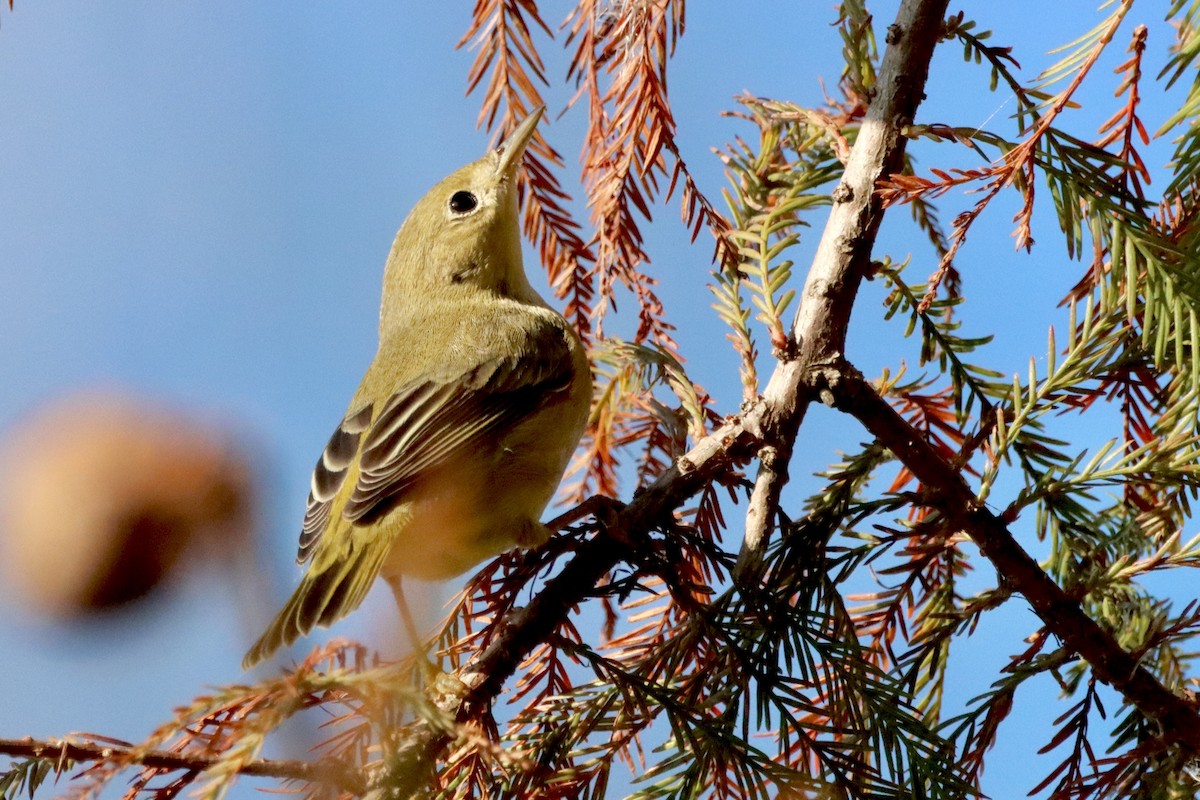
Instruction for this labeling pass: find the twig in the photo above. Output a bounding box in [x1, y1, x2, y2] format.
[0, 736, 366, 795]
[815, 360, 1200, 755]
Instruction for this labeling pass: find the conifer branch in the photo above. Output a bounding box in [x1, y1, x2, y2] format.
[0, 736, 366, 795]
[817, 361, 1200, 756]
[459, 0, 597, 341]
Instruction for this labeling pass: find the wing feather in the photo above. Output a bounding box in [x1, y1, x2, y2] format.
[297, 402, 373, 563]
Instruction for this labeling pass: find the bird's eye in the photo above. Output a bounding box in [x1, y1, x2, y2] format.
[449, 190, 478, 214]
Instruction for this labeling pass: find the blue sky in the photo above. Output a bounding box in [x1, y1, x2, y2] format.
[0, 2, 1192, 797]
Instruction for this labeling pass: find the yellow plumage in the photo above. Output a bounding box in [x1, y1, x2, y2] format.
[243, 110, 591, 669]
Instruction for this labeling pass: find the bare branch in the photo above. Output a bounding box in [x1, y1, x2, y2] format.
[736, 0, 952, 580]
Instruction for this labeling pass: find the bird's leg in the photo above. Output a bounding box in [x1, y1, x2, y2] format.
[385, 576, 468, 705]
[384, 575, 437, 680]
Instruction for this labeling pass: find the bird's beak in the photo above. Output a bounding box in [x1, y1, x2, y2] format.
[495, 107, 544, 177]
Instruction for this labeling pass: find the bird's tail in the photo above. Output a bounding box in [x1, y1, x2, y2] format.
[242, 540, 391, 670]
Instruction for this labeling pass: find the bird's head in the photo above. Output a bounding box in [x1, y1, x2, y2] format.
[380, 108, 544, 313]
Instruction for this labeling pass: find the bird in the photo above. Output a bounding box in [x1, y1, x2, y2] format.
[242, 108, 591, 669]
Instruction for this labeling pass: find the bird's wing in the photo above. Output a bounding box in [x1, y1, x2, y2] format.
[296, 318, 578, 563]
[296, 403, 374, 563]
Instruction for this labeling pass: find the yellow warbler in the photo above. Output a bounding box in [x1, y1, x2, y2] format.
[243, 109, 590, 668]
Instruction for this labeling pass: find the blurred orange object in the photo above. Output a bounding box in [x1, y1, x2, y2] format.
[0, 390, 257, 616]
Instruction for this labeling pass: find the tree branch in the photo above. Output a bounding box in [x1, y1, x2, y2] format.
[816, 360, 1200, 755]
[735, 0, 951, 580]
[454, 403, 765, 707]
[0, 736, 366, 795]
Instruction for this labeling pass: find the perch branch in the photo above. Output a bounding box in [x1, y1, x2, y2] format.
[387, 409, 763, 793]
